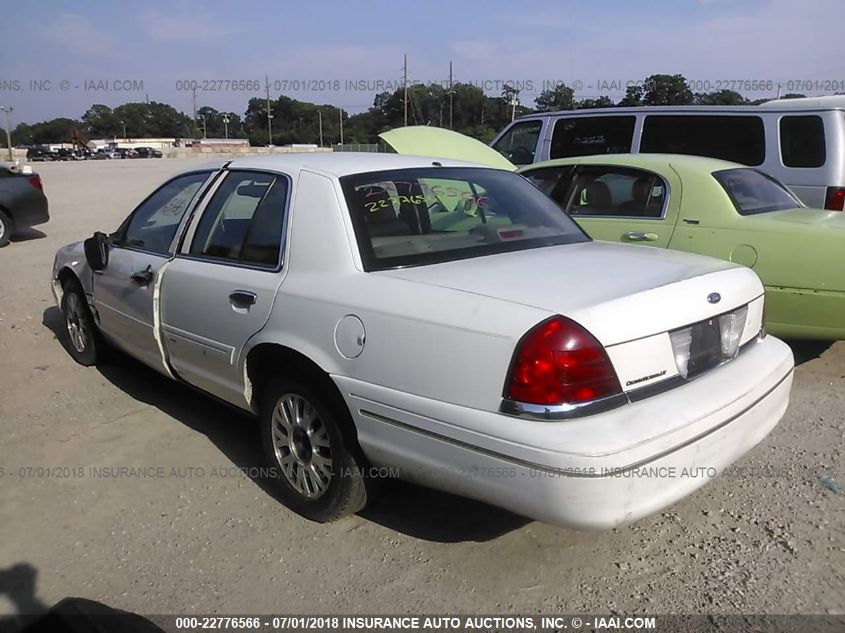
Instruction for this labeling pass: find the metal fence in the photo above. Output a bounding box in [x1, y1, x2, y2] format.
[332, 143, 386, 153]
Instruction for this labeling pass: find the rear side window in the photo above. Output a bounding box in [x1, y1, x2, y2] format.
[190, 171, 288, 267]
[713, 168, 802, 215]
[641, 115, 765, 166]
[491, 120, 542, 164]
[780, 115, 826, 168]
[550, 116, 636, 159]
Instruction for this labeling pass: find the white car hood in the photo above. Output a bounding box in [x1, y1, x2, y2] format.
[377, 241, 763, 346]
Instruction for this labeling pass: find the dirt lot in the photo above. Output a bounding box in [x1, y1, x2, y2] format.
[0, 159, 842, 628]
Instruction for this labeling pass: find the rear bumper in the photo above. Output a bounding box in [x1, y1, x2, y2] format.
[340, 335, 794, 528]
[10, 192, 49, 229]
[765, 285, 845, 339]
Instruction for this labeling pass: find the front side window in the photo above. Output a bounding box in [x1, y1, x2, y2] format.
[780, 115, 826, 168]
[550, 116, 636, 159]
[713, 168, 802, 215]
[190, 171, 288, 267]
[341, 167, 588, 270]
[491, 120, 543, 164]
[121, 172, 210, 254]
[641, 115, 765, 166]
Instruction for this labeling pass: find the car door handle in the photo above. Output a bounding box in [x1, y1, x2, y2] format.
[229, 290, 257, 306]
[129, 265, 153, 284]
[623, 231, 659, 241]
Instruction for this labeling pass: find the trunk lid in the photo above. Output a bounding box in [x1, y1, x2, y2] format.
[748, 207, 845, 231]
[379, 127, 517, 171]
[379, 241, 765, 394]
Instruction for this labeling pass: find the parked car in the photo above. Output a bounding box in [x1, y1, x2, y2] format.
[114, 148, 139, 159]
[380, 127, 845, 340]
[93, 149, 121, 159]
[26, 146, 54, 162]
[0, 162, 49, 246]
[134, 147, 163, 158]
[489, 95, 845, 210]
[51, 154, 793, 529]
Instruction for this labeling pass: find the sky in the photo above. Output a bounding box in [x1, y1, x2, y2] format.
[2, 0, 844, 124]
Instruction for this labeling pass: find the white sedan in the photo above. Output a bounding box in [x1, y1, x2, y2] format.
[51, 153, 794, 528]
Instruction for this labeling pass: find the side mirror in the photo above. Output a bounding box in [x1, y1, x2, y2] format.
[83, 232, 110, 271]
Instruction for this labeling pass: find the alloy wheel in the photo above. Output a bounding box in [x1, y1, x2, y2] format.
[270, 393, 333, 499]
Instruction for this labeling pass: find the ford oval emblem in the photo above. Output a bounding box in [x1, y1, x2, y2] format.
[707, 292, 722, 304]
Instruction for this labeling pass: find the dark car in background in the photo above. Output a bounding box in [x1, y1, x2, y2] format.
[26, 146, 55, 162]
[114, 148, 139, 159]
[0, 163, 49, 246]
[134, 146, 163, 158]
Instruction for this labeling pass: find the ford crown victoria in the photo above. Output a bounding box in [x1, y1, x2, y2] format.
[52, 153, 794, 528]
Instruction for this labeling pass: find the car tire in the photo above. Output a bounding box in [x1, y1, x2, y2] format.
[260, 376, 375, 522]
[0, 209, 13, 247]
[60, 277, 103, 366]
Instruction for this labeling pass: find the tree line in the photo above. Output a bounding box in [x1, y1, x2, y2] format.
[8, 74, 805, 148]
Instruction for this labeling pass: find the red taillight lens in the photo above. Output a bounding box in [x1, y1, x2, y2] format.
[505, 316, 622, 406]
[27, 175, 43, 191]
[824, 187, 845, 211]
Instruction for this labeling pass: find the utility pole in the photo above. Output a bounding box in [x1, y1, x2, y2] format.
[120, 119, 127, 140]
[222, 113, 230, 140]
[265, 75, 274, 146]
[191, 87, 198, 138]
[0, 106, 13, 160]
[403, 54, 408, 127]
[448, 61, 453, 130]
[317, 109, 323, 146]
[339, 107, 343, 146]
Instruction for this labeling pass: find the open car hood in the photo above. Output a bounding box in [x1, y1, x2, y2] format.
[379, 126, 517, 171]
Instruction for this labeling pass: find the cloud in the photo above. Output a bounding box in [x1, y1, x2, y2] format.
[141, 7, 241, 42]
[445, 0, 845, 100]
[41, 12, 115, 56]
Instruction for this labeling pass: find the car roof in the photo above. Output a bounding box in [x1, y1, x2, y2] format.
[513, 99, 845, 120]
[525, 153, 742, 173]
[224, 151, 489, 177]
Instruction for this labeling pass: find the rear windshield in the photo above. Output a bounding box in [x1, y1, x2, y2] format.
[340, 167, 589, 270]
[712, 168, 802, 215]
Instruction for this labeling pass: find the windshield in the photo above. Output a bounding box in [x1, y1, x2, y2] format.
[340, 167, 589, 270]
[713, 168, 803, 215]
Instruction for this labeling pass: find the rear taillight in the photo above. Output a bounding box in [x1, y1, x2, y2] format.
[824, 186, 845, 211]
[505, 316, 622, 406]
[28, 175, 43, 191]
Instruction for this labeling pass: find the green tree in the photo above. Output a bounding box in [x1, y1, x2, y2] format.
[618, 84, 644, 106]
[693, 90, 747, 105]
[535, 83, 575, 112]
[81, 104, 120, 137]
[576, 96, 614, 109]
[641, 74, 693, 105]
[111, 102, 191, 138]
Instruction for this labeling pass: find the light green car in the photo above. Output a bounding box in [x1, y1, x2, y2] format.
[380, 127, 845, 339]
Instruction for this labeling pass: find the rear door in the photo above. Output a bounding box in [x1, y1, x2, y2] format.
[94, 171, 213, 371]
[159, 169, 291, 405]
[522, 164, 678, 248]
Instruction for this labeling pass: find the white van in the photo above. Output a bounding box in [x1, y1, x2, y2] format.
[490, 95, 845, 209]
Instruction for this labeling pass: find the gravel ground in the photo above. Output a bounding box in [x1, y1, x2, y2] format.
[0, 160, 842, 629]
